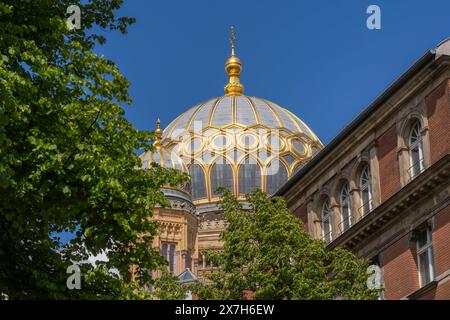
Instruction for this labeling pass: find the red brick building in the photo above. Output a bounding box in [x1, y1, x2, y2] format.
[276, 39, 450, 300]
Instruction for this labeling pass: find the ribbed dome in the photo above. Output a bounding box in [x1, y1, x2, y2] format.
[152, 27, 323, 209]
[162, 96, 320, 142]
[159, 95, 323, 207]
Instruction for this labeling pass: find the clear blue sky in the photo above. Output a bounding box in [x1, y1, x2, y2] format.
[94, 0, 450, 144]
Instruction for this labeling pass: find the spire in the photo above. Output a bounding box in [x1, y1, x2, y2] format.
[154, 118, 162, 149]
[230, 25, 236, 56]
[224, 26, 244, 96]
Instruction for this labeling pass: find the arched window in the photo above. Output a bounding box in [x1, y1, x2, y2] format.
[359, 164, 373, 216]
[210, 158, 233, 196]
[265, 159, 288, 195]
[189, 164, 206, 200]
[238, 157, 261, 195]
[161, 242, 176, 274]
[339, 182, 352, 232]
[408, 121, 425, 179]
[322, 198, 333, 244]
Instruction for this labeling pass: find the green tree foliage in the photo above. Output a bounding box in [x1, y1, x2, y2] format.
[195, 189, 379, 300]
[152, 270, 187, 300]
[0, 0, 186, 299]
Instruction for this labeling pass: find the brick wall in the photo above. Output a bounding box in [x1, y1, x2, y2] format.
[417, 280, 450, 300]
[426, 79, 450, 165]
[293, 203, 308, 231]
[381, 206, 450, 300]
[433, 205, 450, 277]
[377, 125, 401, 202]
[382, 235, 418, 299]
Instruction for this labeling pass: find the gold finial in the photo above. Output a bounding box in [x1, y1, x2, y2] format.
[154, 118, 162, 148]
[224, 26, 244, 96]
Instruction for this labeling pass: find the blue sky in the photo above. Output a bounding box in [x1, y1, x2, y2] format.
[94, 0, 450, 144]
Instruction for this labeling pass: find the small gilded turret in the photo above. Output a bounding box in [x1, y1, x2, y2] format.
[224, 26, 244, 96]
[154, 118, 163, 149]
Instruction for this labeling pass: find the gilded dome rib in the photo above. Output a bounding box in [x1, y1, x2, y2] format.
[163, 111, 184, 140]
[245, 96, 261, 125]
[186, 100, 208, 133]
[276, 104, 304, 134]
[259, 97, 283, 128]
[163, 103, 202, 140]
[208, 96, 223, 127]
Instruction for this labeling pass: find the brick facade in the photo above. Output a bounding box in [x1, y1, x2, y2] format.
[377, 125, 401, 202]
[426, 79, 450, 164]
[382, 236, 419, 300]
[278, 40, 450, 300]
[433, 206, 450, 277]
[293, 203, 308, 230]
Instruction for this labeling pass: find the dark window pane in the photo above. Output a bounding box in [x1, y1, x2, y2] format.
[169, 244, 176, 274]
[161, 243, 167, 261]
[419, 252, 430, 285]
[238, 158, 261, 194]
[211, 159, 233, 196]
[265, 160, 288, 195]
[189, 164, 206, 199]
[417, 229, 428, 248]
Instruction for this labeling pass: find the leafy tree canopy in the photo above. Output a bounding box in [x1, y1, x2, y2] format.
[194, 189, 379, 300]
[0, 0, 186, 299]
[152, 270, 187, 300]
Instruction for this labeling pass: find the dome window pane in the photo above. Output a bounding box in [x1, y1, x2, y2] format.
[238, 157, 261, 195]
[265, 159, 288, 195]
[189, 164, 207, 200]
[266, 134, 283, 151]
[210, 159, 234, 196]
[292, 139, 305, 154]
[238, 133, 257, 149]
[212, 134, 231, 150]
[185, 137, 203, 155]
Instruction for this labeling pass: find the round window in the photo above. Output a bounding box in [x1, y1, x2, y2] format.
[184, 137, 203, 154]
[266, 134, 284, 151]
[212, 134, 231, 150]
[292, 139, 305, 154]
[238, 133, 258, 149]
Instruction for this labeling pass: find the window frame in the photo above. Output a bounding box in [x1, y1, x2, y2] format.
[408, 121, 425, 180]
[359, 164, 373, 216]
[339, 182, 352, 232]
[416, 227, 435, 288]
[321, 198, 333, 244]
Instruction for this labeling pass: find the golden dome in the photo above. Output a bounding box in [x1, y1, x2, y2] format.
[154, 27, 323, 207]
[160, 95, 323, 205]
